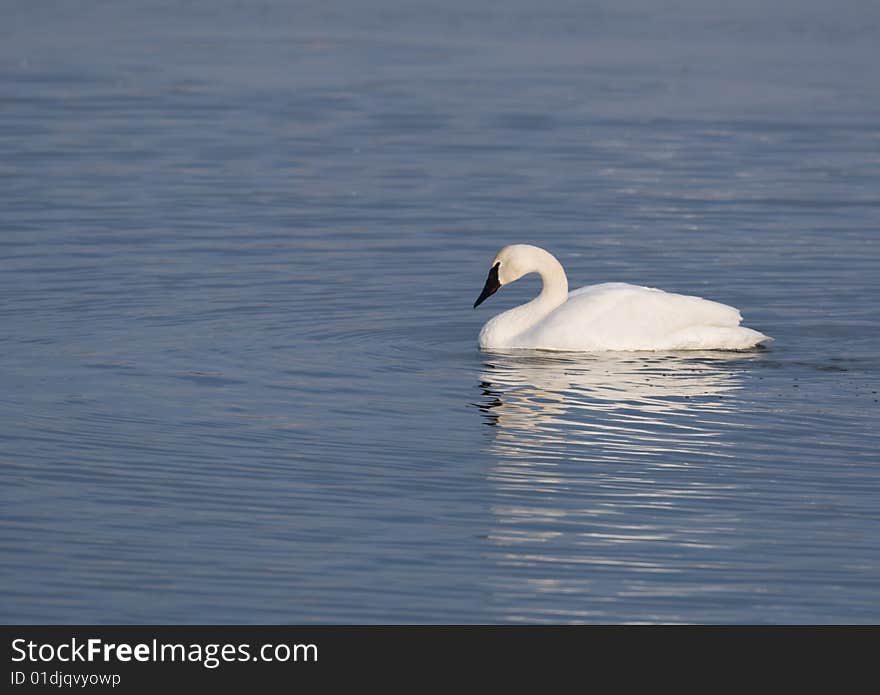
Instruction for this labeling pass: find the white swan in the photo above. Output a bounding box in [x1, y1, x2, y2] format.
[473, 244, 771, 351]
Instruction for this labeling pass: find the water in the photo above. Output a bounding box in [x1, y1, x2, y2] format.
[2, 0, 879, 623]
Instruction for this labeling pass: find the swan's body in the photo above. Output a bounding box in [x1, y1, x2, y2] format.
[473, 244, 770, 352]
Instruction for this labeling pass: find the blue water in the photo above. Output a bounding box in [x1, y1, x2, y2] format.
[2, 0, 879, 623]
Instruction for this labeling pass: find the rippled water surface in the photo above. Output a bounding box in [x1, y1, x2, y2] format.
[2, 0, 879, 623]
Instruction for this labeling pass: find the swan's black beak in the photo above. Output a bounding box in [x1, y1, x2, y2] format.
[474, 262, 501, 308]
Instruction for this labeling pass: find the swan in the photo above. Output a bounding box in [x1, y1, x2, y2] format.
[473, 244, 771, 351]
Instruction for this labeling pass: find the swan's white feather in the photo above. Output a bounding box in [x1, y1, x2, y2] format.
[476, 246, 771, 352]
[519, 282, 767, 351]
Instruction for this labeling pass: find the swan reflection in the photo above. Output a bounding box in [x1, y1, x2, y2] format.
[476, 350, 762, 622]
[478, 350, 753, 463]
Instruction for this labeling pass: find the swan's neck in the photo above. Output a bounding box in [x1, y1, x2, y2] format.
[531, 250, 569, 309]
[480, 250, 569, 348]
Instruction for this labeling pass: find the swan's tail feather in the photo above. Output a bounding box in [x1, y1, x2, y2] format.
[662, 326, 772, 351]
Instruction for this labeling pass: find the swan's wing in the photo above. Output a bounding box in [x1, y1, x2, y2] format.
[567, 282, 743, 326]
[530, 283, 766, 350]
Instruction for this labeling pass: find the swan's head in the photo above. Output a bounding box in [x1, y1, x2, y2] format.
[473, 244, 544, 308]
